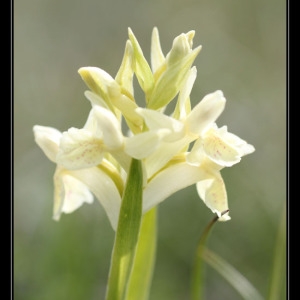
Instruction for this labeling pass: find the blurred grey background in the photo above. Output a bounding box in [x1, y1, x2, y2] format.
[14, 0, 286, 299]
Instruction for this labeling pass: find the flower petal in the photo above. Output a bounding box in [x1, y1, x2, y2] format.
[128, 27, 154, 95]
[202, 126, 255, 167]
[33, 125, 61, 162]
[144, 135, 193, 178]
[136, 107, 185, 142]
[115, 39, 134, 96]
[217, 126, 255, 157]
[78, 67, 121, 112]
[173, 66, 196, 120]
[92, 106, 124, 149]
[124, 129, 170, 159]
[53, 167, 93, 220]
[53, 166, 121, 230]
[84, 90, 110, 109]
[147, 46, 202, 110]
[186, 90, 226, 136]
[196, 170, 231, 221]
[166, 31, 194, 65]
[72, 167, 122, 230]
[203, 129, 241, 166]
[57, 127, 104, 169]
[151, 27, 165, 73]
[143, 162, 207, 212]
[60, 174, 93, 213]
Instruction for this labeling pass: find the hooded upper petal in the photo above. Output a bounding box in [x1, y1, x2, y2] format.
[33, 125, 62, 162]
[185, 90, 226, 136]
[53, 167, 94, 220]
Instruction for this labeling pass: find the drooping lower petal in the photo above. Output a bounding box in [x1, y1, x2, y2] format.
[53, 166, 122, 230]
[70, 167, 122, 230]
[53, 167, 93, 221]
[60, 174, 94, 213]
[196, 170, 231, 221]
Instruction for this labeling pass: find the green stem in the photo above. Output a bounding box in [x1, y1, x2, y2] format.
[190, 210, 229, 300]
[125, 207, 157, 300]
[105, 158, 143, 300]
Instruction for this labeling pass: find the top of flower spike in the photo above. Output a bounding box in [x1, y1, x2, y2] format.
[127, 27, 202, 110]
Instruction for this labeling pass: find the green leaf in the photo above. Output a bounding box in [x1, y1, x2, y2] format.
[191, 212, 222, 300]
[105, 158, 143, 300]
[125, 207, 157, 300]
[202, 248, 264, 300]
[267, 204, 286, 300]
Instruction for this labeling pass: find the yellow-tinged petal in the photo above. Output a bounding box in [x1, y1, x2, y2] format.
[78, 67, 121, 112]
[115, 40, 134, 96]
[147, 46, 201, 110]
[166, 32, 194, 65]
[33, 125, 61, 162]
[109, 94, 144, 134]
[128, 27, 154, 95]
[151, 27, 165, 73]
[173, 66, 196, 120]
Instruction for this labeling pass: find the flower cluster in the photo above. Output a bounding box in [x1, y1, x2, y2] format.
[33, 27, 255, 230]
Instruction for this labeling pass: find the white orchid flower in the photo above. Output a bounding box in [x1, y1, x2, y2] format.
[33, 125, 122, 230]
[187, 124, 255, 168]
[136, 90, 226, 178]
[142, 122, 255, 220]
[56, 105, 169, 172]
[33, 27, 255, 227]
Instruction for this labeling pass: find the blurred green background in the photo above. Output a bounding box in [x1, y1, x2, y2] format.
[14, 0, 286, 299]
